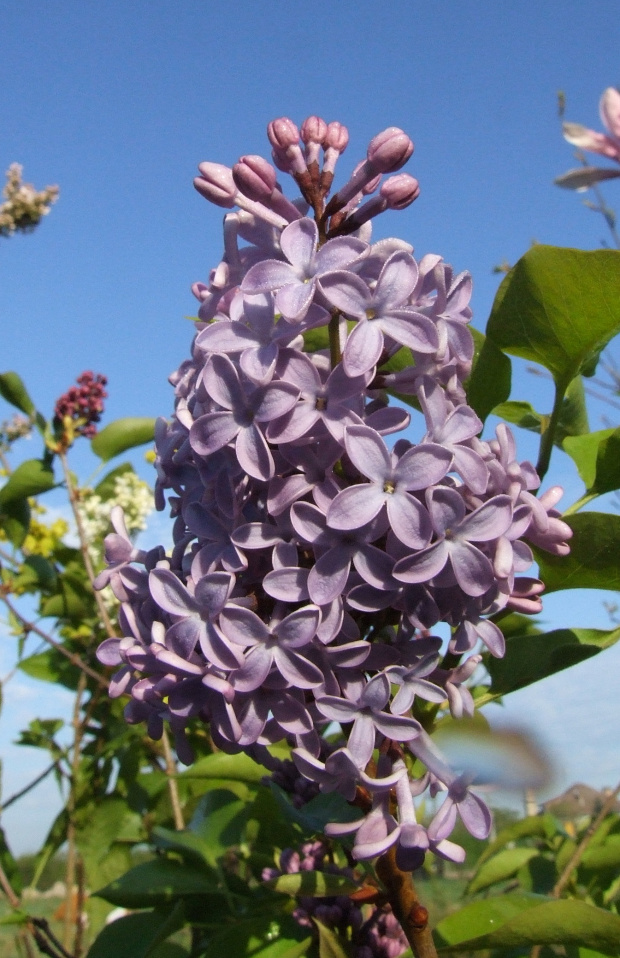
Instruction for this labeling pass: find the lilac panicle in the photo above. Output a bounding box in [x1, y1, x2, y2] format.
[96, 113, 571, 870]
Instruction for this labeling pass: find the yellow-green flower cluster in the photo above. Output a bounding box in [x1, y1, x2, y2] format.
[0, 163, 59, 237]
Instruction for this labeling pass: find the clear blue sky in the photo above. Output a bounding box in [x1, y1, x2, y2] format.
[1, 0, 620, 852]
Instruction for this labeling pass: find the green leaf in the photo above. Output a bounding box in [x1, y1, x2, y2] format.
[486, 246, 620, 390]
[467, 847, 540, 894]
[581, 835, 620, 872]
[0, 497, 30, 547]
[198, 915, 312, 958]
[270, 785, 361, 837]
[466, 328, 512, 422]
[436, 896, 620, 953]
[564, 428, 620, 495]
[0, 825, 22, 896]
[266, 871, 361, 897]
[315, 919, 350, 958]
[486, 626, 620, 699]
[178, 750, 273, 784]
[18, 649, 82, 690]
[0, 458, 55, 505]
[0, 371, 35, 416]
[91, 417, 156, 461]
[12, 555, 57, 593]
[94, 462, 135, 500]
[85, 902, 185, 958]
[536, 513, 620, 592]
[495, 377, 589, 445]
[476, 814, 562, 867]
[95, 858, 223, 908]
[0, 910, 29, 926]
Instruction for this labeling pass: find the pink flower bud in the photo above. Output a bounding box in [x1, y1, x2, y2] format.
[300, 115, 327, 146]
[267, 117, 300, 151]
[600, 87, 620, 141]
[232, 155, 277, 201]
[380, 173, 420, 209]
[194, 162, 236, 207]
[367, 127, 414, 173]
[325, 121, 349, 153]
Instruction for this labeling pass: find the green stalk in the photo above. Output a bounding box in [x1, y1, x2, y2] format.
[536, 379, 567, 482]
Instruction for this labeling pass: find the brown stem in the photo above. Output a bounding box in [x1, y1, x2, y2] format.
[0, 861, 38, 958]
[72, 857, 86, 958]
[1, 594, 108, 689]
[63, 673, 87, 951]
[161, 728, 185, 830]
[58, 450, 117, 638]
[328, 310, 342, 369]
[375, 846, 438, 958]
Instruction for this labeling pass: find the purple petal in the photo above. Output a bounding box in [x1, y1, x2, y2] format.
[219, 606, 269, 646]
[459, 495, 513, 541]
[276, 605, 321, 648]
[149, 569, 199, 616]
[327, 484, 385, 530]
[236, 423, 274, 480]
[308, 548, 351, 605]
[199, 620, 244, 670]
[263, 567, 310, 601]
[274, 648, 324, 688]
[392, 541, 449, 583]
[231, 645, 273, 692]
[343, 320, 383, 376]
[165, 618, 201, 658]
[190, 411, 238, 457]
[449, 540, 495, 597]
[343, 425, 390, 481]
[386, 493, 432, 549]
[374, 251, 418, 311]
[242, 259, 298, 294]
[319, 270, 370, 320]
[280, 217, 318, 271]
[394, 444, 452, 490]
[458, 791, 492, 839]
[276, 280, 316, 322]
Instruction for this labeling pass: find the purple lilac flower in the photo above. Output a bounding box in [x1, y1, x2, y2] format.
[95, 114, 571, 870]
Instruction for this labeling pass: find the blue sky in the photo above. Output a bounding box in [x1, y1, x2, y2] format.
[1, 1, 620, 853]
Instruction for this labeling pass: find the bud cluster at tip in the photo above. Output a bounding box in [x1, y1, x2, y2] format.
[54, 371, 108, 441]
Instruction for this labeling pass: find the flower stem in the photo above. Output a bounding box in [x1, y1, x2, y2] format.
[536, 380, 566, 482]
[329, 310, 342, 368]
[375, 846, 438, 958]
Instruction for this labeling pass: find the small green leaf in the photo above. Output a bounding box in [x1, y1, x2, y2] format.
[179, 750, 273, 784]
[266, 871, 361, 897]
[486, 246, 620, 390]
[199, 915, 312, 958]
[0, 459, 55, 505]
[85, 902, 185, 958]
[0, 910, 29, 926]
[19, 649, 82, 689]
[494, 377, 589, 445]
[315, 919, 350, 958]
[91, 417, 156, 461]
[581, 835, 620, 872]
[467, 847, 540, 894]
[95, 858, 223, 908]
[564, 428, 620, 495]
[477, 814, 560, 867]
[436, 896, 620, 952]
[486, 626, 620, 699]
[536, 513, 620, 592]
[0, 371, 35, 416]
[12, 555, 57, 593]
[270, 784, 361, 837]
[0, 497, 30, 547]
[466, 328, 512, 422]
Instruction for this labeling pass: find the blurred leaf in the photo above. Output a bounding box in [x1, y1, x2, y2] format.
[0, 497, 30, 547]
[555, 166, 620, 190]
[85, 902, 185, 958]
[18, 649, 82, 690]
[266, 871, 361, 897]
[186, 788, 248, 866]
[0, 825, 22, 896]
[536, 513, 620, 592]
[315, 919, 350, 958]
[564, 428, 620, 495]
[486, 246, 620, 390]
[0, 911, 29, 926]
[0, 371, 35, 416]
[199, 915, 312, 958]
[467, 847, 540, 894]
[12, 555, 57, 593]
[179, 750, 274, 784]
[40, 570, 92, 621]
[91, 417, 156, 461]
[270, 784, 361, 837]
[477, 814, 562, 867]
[94, 462, 135, 500]
[0, 459, 55, 505]
[95, 858, 223, 908]
[466, 328, 512, 422]
[435, 896, 620, 952]
[485, 626, 620, 700]
[517, 855, 557, 895]
[581, 835, 620, 872]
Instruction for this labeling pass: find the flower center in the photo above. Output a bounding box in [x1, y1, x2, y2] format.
[383, 480, 396, 494]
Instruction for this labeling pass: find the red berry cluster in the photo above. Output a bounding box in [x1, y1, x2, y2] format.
[54, 372, 108, 439]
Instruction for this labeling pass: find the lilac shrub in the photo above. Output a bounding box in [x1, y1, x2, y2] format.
[96, 116, 572, 870]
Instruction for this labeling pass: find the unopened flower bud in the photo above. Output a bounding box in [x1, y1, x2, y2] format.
[380, 173, 420, 209]
[267, 116, 300, 151]
[320, 121, 350, 196]
[232, 155, 277, 201]
[301, 115, 327, 147]
[194, 162, 236, 208]
[367, 127, 414, 173]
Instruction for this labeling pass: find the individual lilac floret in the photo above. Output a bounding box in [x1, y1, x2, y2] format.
[327, 425, 452, 548]
[242, 217, 367, 323]
[189, 353, 299, 480]
[320, 250, 438, 376]
[393, 487, 514, 597]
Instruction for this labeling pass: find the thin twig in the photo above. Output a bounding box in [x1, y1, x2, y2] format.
[375, 846, 438, 958]
[72, 857, 86, 958]
[63, 672, 86, 951]
[0, 759, 64, 813]
[1, 593, 108, 689]
[161, 727, 185, 831]
[58, 449, 117, 638]
[0, 861, 38, 958]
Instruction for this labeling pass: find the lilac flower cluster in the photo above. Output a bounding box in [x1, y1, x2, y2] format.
[96, 116, 572, 867]
[263, 840, 409, 958]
